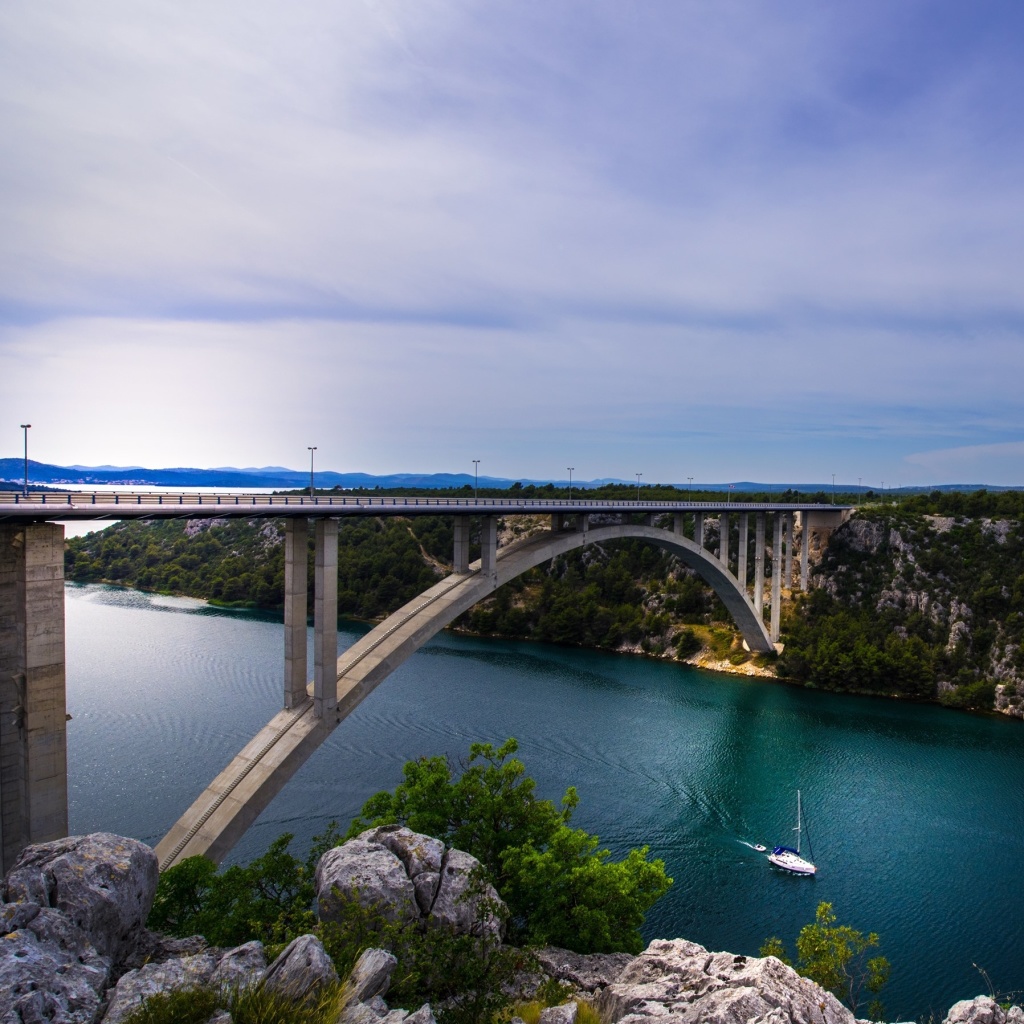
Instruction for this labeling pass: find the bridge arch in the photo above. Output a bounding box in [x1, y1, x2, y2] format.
[156, 522, 771, 869]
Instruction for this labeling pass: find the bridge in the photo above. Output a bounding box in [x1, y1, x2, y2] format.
[0, 489, 850, 873]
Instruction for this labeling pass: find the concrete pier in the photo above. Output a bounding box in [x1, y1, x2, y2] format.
[694, 512, 704, 550]
[737, 514, 749, 590]
[719, 513, 730, 569]
[313, 519, 338, 719]
[283, 520, 308, 709]
[481, 517, 498, 575]
[801, 512, 811, 590]
[0, 523, 68, 875]
[754, 513, 765, 617]
[453, 517, 470, 573]
[783, 514, 793, 591]
[770, 514, 783, 641]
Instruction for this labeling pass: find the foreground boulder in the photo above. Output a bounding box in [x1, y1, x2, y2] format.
[0, 901, 111, 1024]
[4, 832, 158, 967]
[597, 938, 857, 1024]
[316, 825, 505, 939]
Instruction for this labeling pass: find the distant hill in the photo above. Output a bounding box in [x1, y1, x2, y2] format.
[0, 458, 1012, 493]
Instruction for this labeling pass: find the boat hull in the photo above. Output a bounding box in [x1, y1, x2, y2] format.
[768, 846, 816, 875]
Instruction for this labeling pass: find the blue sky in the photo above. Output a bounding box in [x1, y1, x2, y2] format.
[3, 1, 1024, 486]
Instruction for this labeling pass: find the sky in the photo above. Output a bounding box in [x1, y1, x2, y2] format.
[3, 0, 1024, 487]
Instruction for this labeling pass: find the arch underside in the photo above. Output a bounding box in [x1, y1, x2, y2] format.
[155, 523, 772, 869]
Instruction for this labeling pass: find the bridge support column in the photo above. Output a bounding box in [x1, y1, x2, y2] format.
[800, 513, 810, 591]
[314, 519, 338, 719]
[575, 514, 589, 537]
[481, 517, 498, 576]
[0, 523, 68, 876]
[770, 514, 783, 642]
[719, 513, 730, 569]
[673, 513, 685, 537]
[453, 517, 470, 573]
[283, 520, 308, 709]
[694, 512, 704, 550]
[754, 513, 765, 618]
[784, 514, 793, 591]
[737, 514, 748, 591]
[550, 514, 565, 532]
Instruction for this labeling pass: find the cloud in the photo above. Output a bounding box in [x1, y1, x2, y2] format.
[2, 1, 1023, 482]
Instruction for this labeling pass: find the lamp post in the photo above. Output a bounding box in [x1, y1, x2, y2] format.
[831, 473, 835, 505]
[636, 472, 642, 502]
[307, 446, 317, 498]
[728, 483, 733, 504]
[567, 467, 574, 502]
[20, 424, 30, 496]
[472, 459, 480, 500]
[687, 476, 693, 496]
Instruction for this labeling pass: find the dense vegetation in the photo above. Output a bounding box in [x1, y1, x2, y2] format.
[150, 740, 670, 1022]
[778, 507, 1024, 709]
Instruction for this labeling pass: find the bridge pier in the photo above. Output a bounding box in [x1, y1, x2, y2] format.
[283, 520, 308, 709]
[770, 514, 783, 642]
[0, 523, 68, 876]
[753, 513, 765, 616]
[737, 514, 748, 591]
[481, 517, 498, 576]
[784, 514, 793, 591]
[694, 512, 704, 550]
[673, 513, 684, 537]
[314, 519, 338, 718]
[453, 517, 470, 573]
[719, 513, 730, 569]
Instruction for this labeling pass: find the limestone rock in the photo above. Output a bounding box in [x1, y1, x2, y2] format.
[338, 1003, 386, 1024]
[347, 947, 398, 1003]
[0, 901, 110, 1024]
[210, 940, 267, 991]
[316, 839, 418, 925]
[262, 933, 337, 1002]
[945, 996, 1024, 1024]
[597, 939, 856, 1024]
[405, 1005, 437, 1024]
[102, 950, 218, 1024]
[360, 826, 445, 881]
[121, 928, 208, 971]
[540, 1004, 578, 1024]
[536, 946, 635, 991]
[4, 832, 158, 966]
[429, 848, 503, 939]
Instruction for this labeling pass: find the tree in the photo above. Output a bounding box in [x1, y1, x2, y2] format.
[348, 737, 672, 953]
[761, 902, 891, 1018]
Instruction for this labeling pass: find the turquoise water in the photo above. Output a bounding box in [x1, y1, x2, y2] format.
[65, 584, 1024, 1020]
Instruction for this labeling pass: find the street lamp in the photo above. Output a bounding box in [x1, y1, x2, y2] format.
[636, 472, 642, 502]
[307, 446, 317, 498]
[20, 424, 30, 496]
[567, 467, 574, 502]
[687, 476, 693, 495]
[472, 459, 480, 500]
[831, 473, 835, 505]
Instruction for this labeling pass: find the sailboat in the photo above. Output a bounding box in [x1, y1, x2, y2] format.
[768, 790, 816, 875]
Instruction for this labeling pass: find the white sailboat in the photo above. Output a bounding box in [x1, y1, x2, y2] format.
[768, 790, 816, 876]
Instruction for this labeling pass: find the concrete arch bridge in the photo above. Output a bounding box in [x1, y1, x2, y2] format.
[0, 492, 848, 873]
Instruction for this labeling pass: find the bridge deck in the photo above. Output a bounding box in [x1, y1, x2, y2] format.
[0, 490, 850, 522]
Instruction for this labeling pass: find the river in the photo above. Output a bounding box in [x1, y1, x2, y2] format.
[64, 583, 1024, 1020]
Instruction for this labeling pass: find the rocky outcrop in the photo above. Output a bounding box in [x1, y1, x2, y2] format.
[535, 946, 636, 992]
[0, 901, 111, 1024]
[4, 833, 158, 967]
[945, 996, 1024, 1024]
[316, 825, 505, 939]
[262, 933, 338, 1002]
[597, 939, 857, 1024]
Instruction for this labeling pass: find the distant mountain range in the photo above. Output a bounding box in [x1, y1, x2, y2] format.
[0, 458, 1009, 493]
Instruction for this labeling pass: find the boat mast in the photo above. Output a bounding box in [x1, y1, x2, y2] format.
[795, 790, 802, 855]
